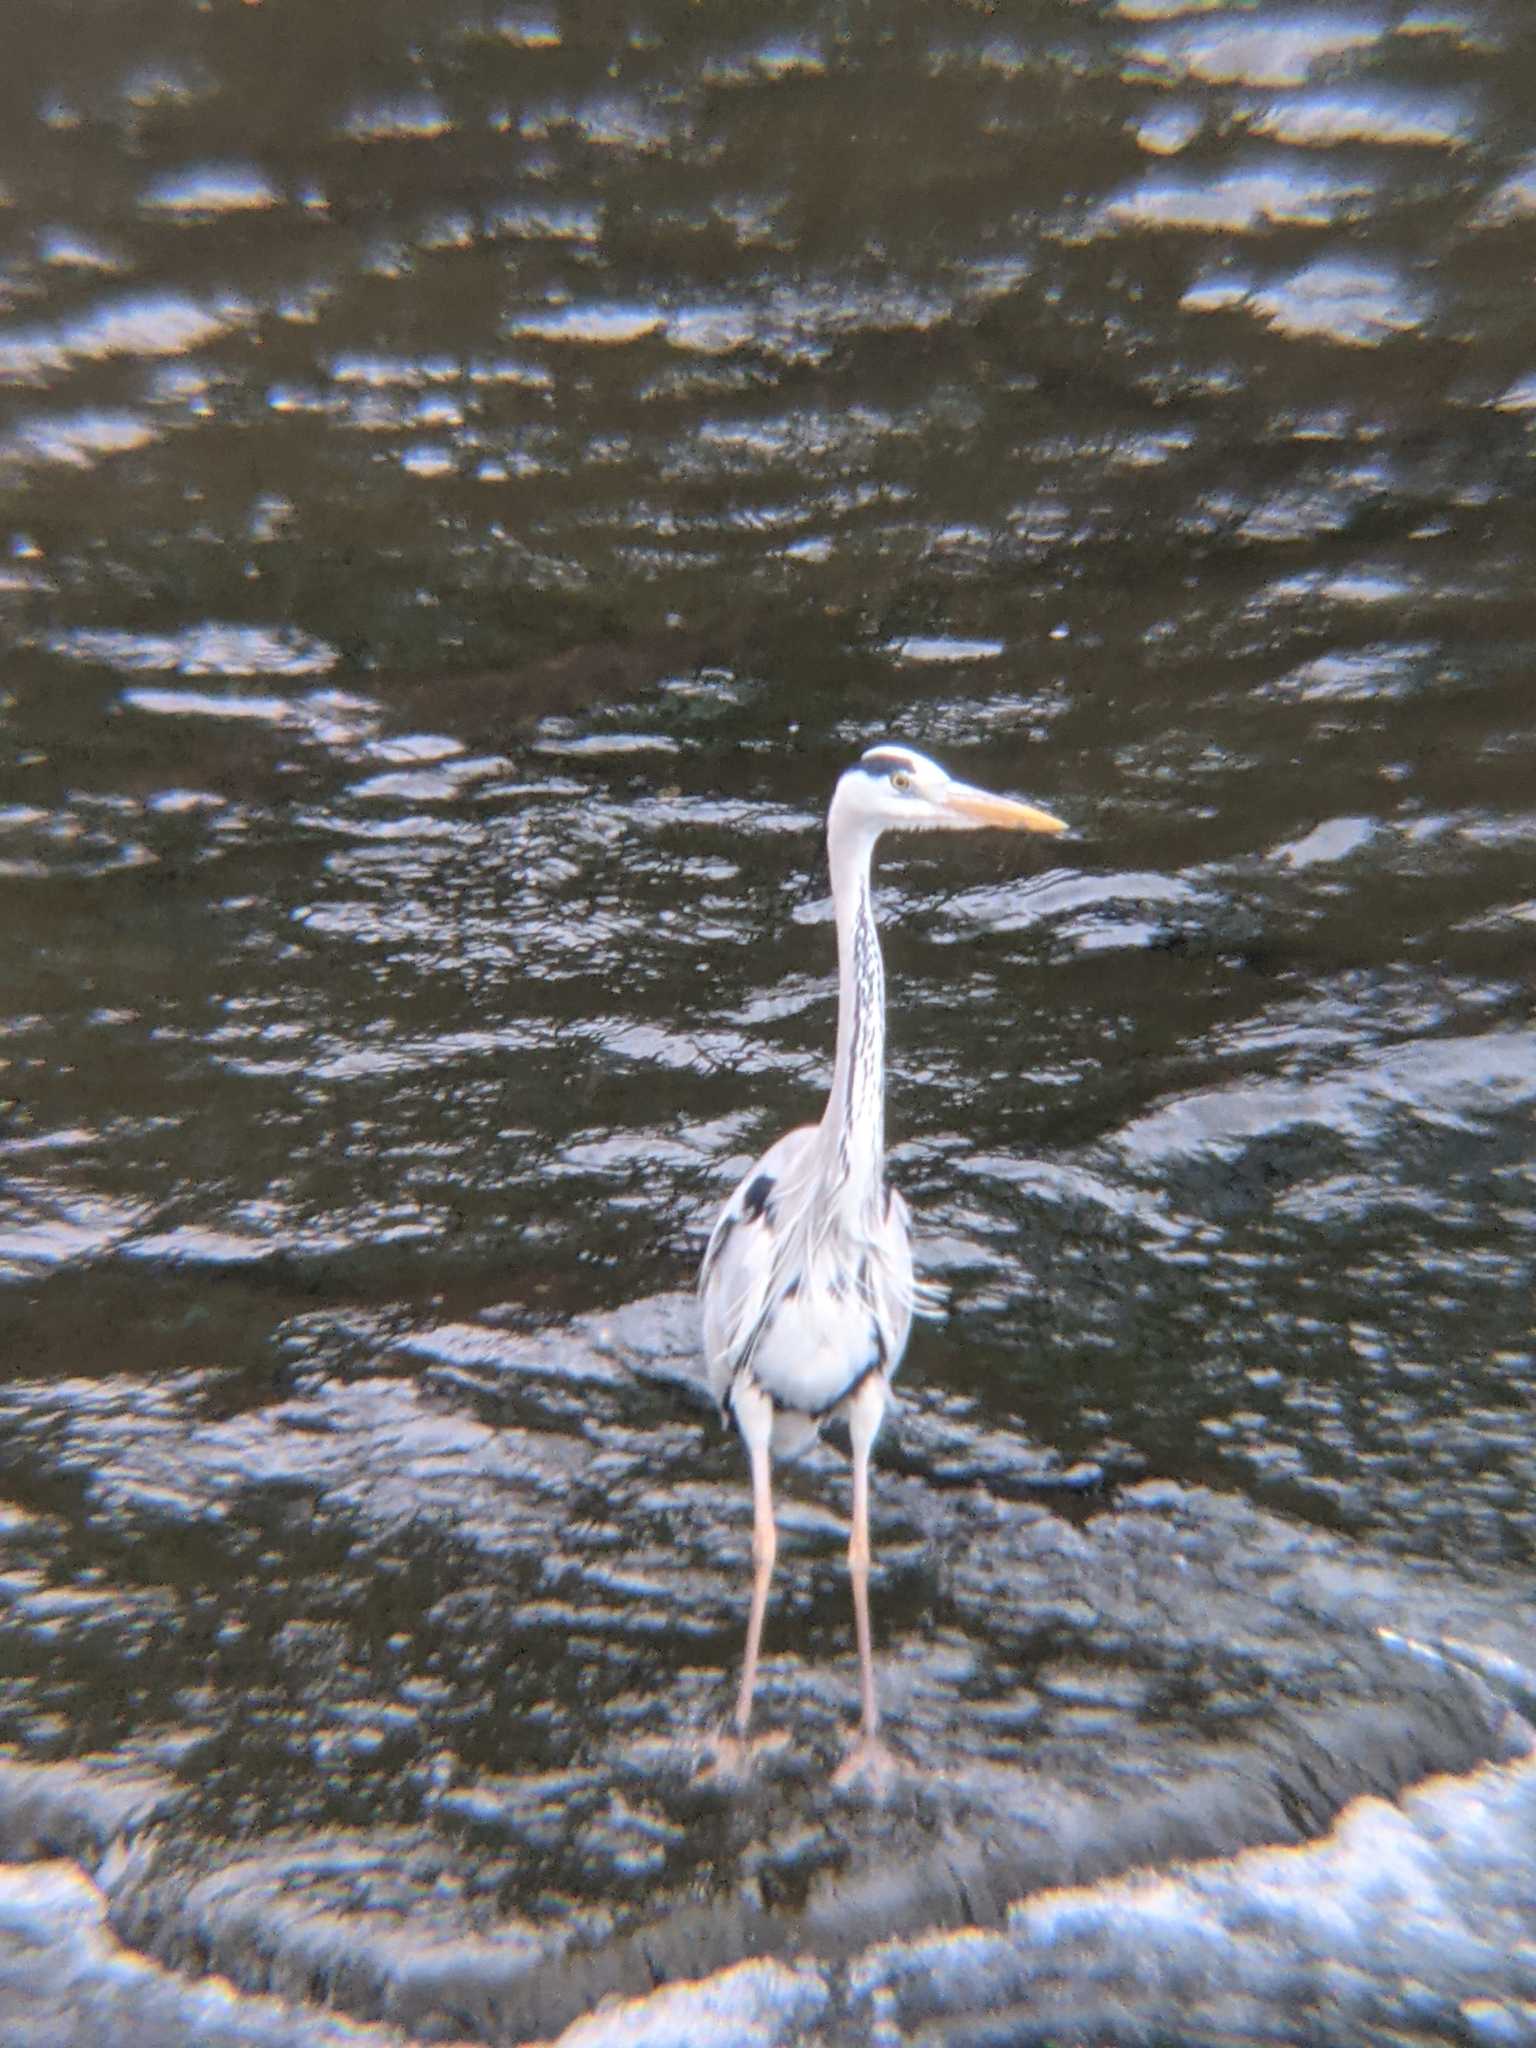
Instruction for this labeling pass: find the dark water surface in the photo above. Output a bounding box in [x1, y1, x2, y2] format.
[2, 2, 1535, 2042]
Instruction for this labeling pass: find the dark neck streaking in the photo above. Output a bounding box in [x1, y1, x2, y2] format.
[823, 815, 887, 1210]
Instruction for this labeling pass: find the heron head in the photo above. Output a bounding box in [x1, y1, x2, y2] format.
[834, 742, 1068, 839]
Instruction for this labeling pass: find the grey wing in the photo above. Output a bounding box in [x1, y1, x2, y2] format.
[872, 1186, 949, 1349]
[871, 1183, 916, 1384]
[698, 1124, 821, 1408]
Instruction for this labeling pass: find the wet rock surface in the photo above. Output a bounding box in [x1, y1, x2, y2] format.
[3, 1298, 1535, 2044]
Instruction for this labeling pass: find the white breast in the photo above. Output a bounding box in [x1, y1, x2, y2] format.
[699, 1123, 915, 1444]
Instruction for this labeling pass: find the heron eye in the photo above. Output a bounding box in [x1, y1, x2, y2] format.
[890, 770, 914, 792]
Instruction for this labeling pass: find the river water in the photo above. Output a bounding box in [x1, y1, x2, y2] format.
[2, 3, 1535, 2043]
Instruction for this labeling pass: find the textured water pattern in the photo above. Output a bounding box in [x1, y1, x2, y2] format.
[2, 0, 1536, 2040]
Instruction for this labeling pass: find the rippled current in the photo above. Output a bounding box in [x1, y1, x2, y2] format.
[2, 3, 1535, 2043]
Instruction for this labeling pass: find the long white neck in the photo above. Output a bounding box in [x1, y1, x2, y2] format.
[821, 808, 886, 1210]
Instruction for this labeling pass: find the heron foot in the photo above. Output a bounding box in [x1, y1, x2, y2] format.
[696, 1726, 790, 1783]
[831, 1730, 907, 1792]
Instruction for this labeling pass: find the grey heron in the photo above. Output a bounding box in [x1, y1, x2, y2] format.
[699, 741, 1067, 1770]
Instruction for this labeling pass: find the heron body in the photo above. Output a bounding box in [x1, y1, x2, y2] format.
[701, 1123, 913, 1450]
[699, 742, 1067, 1762]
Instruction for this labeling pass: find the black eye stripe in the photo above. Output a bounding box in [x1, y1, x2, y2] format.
[859, 747, 919, 780]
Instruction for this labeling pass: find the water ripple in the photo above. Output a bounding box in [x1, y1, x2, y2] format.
[339, 95, 452, 143]
[0, 292, 251, 382]
[1248, 87, 1475, 150]
[140, 165, 281, 215]
[46, 626, 338, 677]
[1133, 15, 1387, 89]
[1247, 256, 1431, 343]
[1117, 1028, 1536, 1167]
[1103, 161, 1367, 233]
[2, 408, 157, 468]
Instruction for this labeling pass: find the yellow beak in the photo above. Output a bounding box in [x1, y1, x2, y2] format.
[944, 785, 1069, 834]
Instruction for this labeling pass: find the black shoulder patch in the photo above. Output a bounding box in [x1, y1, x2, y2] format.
[742, 1172, 775, 1223]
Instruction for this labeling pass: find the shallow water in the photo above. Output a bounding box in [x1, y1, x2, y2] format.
[2, 0, 1536, 2040]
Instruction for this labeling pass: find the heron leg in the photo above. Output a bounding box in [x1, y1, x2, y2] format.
[845, 1372, 887, 1744]
[732, 1379, 777, 1740]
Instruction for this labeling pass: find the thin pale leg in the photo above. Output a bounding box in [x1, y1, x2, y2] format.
[836, 1374, 897, 1784]
[849, 1382, 881, 1739]
[732, 1379, 778, 1739]
[701, 1383, 780, 1777]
